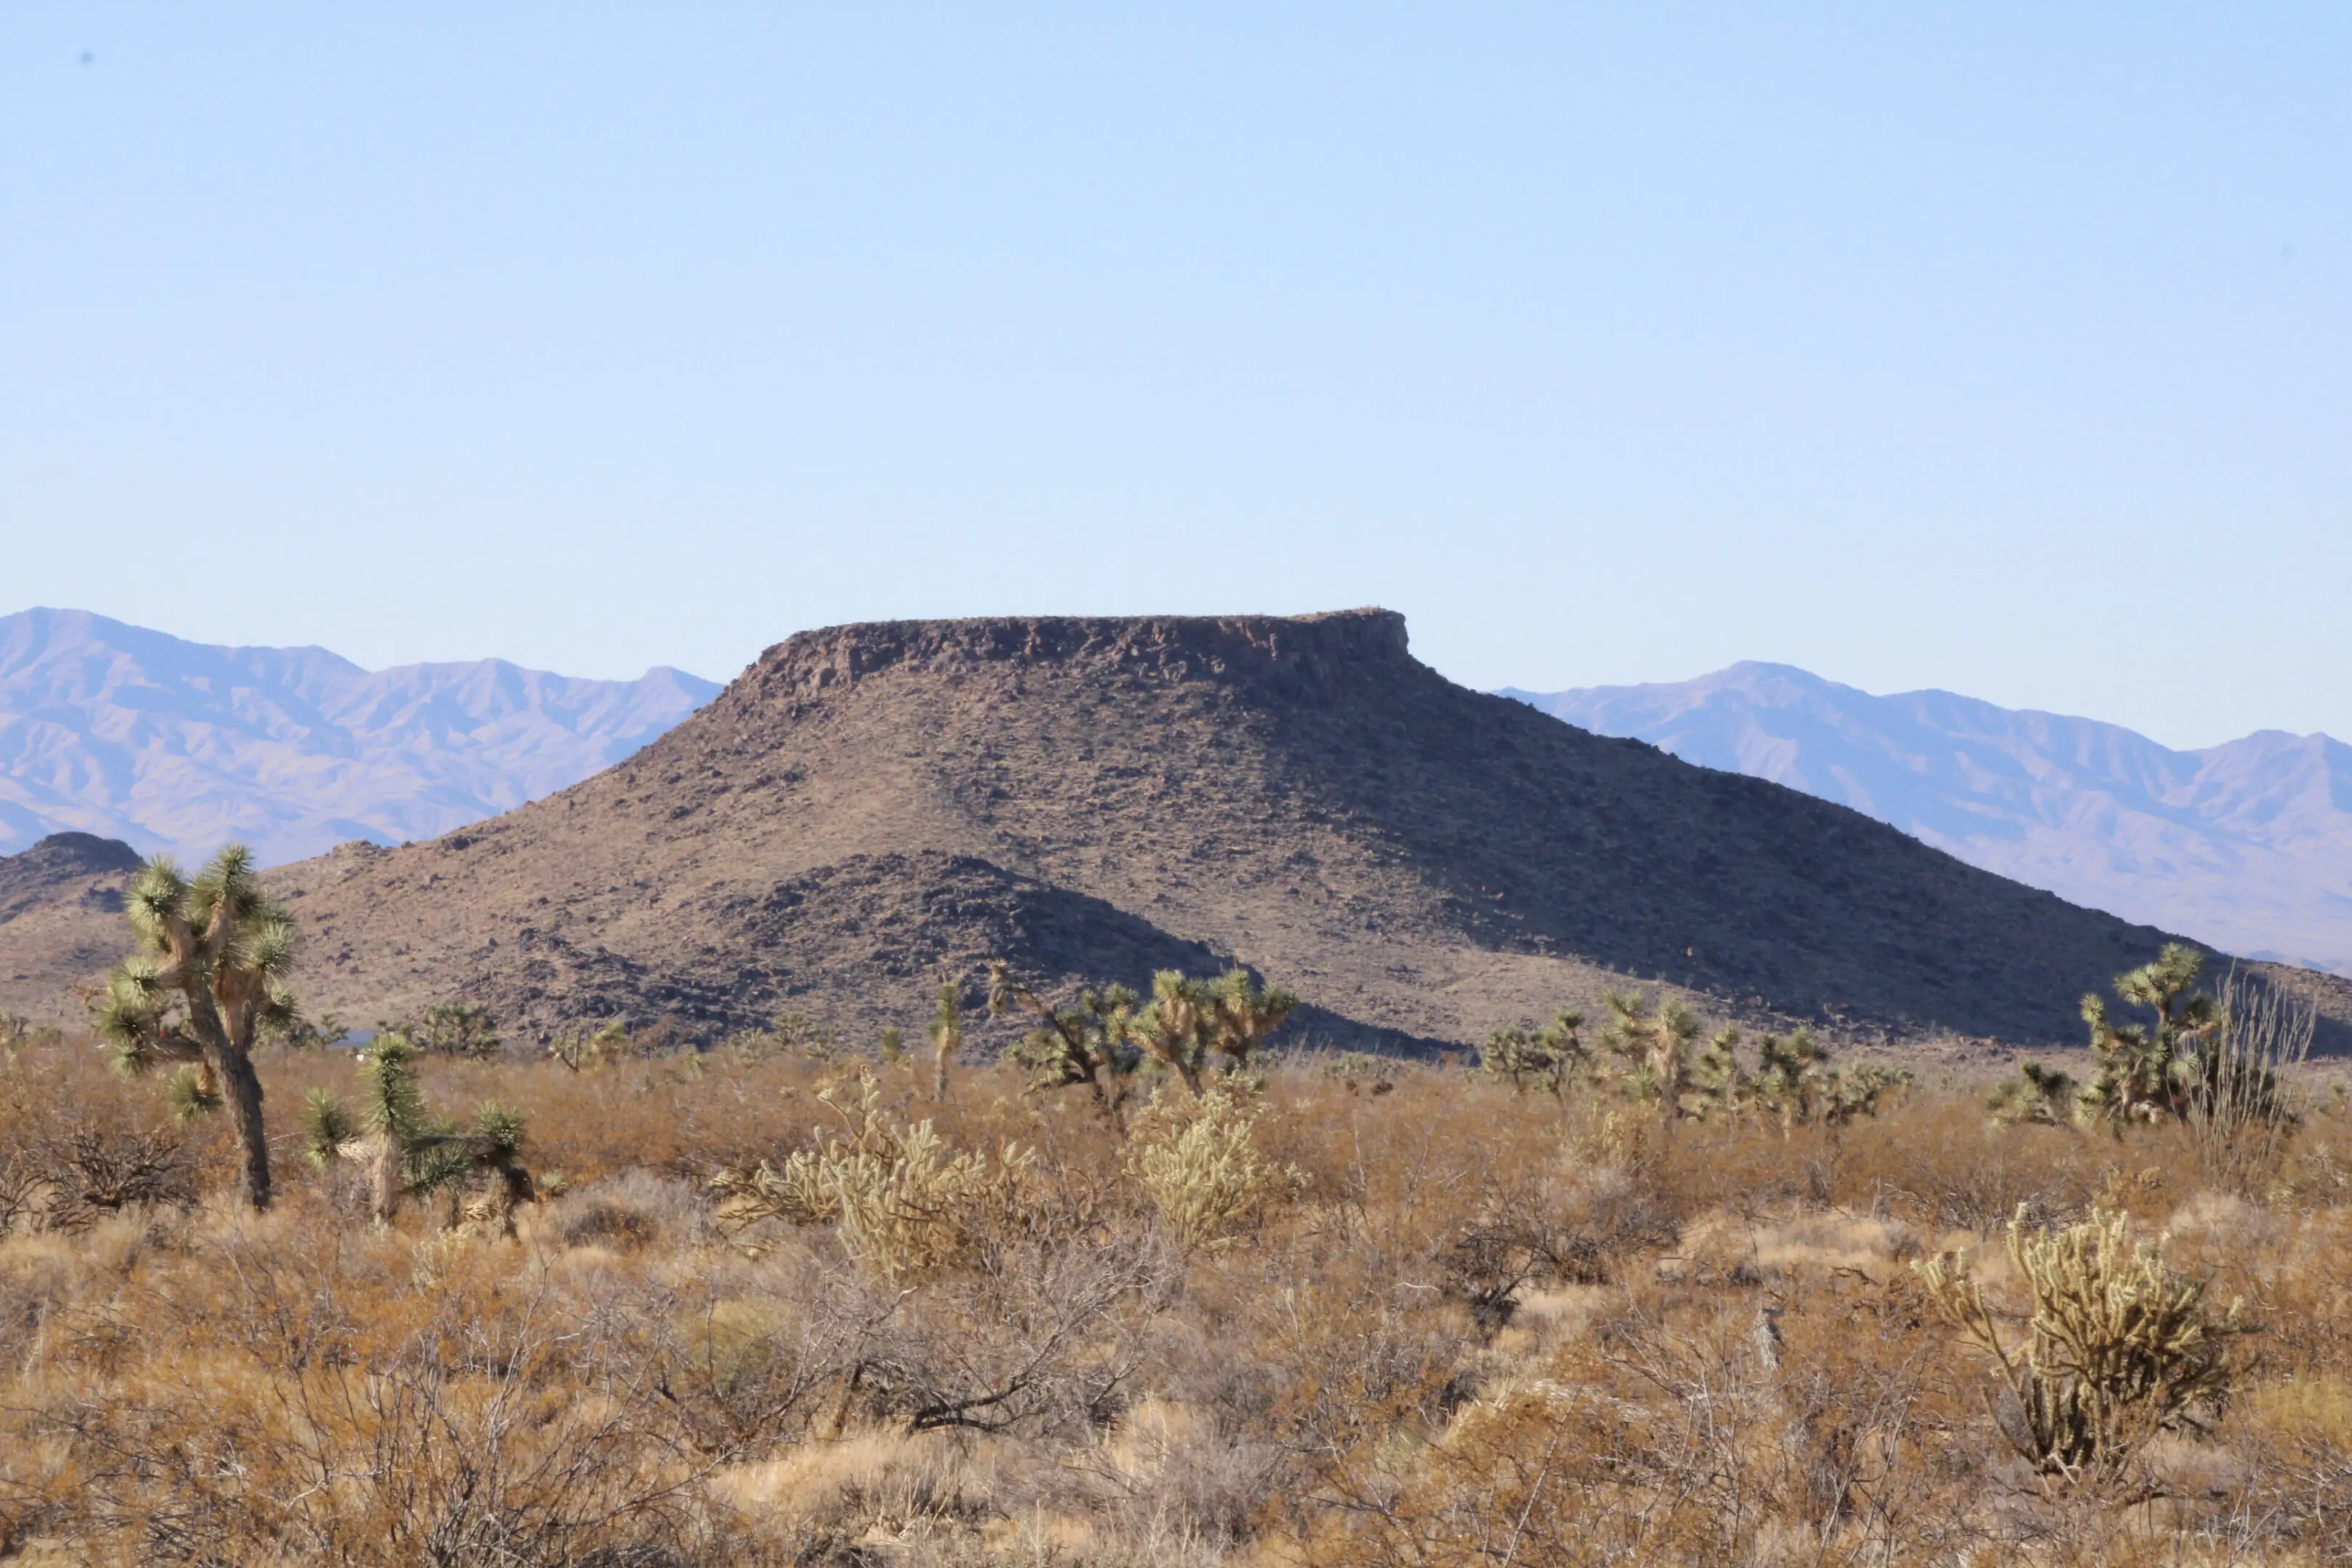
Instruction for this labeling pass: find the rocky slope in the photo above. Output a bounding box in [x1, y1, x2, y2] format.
[0, 833, 143, 1024]
[224, 610, 2236, 1055]
[1506, 663, 2352, 975]
[0, 608, 719, 865]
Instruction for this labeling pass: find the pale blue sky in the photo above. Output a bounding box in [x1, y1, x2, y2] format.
[4, 4, 2346, 748]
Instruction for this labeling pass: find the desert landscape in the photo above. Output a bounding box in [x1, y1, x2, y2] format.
[3, 610, 2351, 1564]
[12, 7, 2349, 1563]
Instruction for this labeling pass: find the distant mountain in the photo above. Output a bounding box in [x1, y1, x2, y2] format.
[0, 609, 722, 865]
[1502, 663, 2352, 976]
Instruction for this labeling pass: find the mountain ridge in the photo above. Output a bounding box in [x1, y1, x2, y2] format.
[1503, 662, 2352, 974]
[0, 607, 720, 865]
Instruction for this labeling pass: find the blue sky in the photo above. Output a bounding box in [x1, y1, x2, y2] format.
[4, 4, 2347, 748]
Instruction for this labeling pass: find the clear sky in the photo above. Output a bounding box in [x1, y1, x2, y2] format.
[4, 5, 2346, 749]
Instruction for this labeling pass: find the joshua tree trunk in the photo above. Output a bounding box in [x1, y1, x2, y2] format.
[211, 1041, 273, 1211]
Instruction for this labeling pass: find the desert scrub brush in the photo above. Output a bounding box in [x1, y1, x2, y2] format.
[708, 1070, 1034, 1280]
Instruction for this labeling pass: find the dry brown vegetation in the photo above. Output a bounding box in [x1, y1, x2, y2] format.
[4, 1021, 2352, 1567]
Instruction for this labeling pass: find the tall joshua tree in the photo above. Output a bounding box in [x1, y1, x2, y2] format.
[1206, 968, 1299, 1071]
[93, 846, 295, 1211]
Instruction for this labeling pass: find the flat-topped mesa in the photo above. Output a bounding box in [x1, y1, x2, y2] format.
[738, 608, 1413, 706]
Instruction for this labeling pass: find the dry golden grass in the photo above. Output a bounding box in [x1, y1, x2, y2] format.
[2, 1032, 2351, 1564]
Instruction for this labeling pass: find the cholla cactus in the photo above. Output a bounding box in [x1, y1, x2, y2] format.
[709, 1071, 1034, 1280]
[989, 961, 1140, 1118]
[2080, 944, 2217, 1127]
[1125, 1084, 1301, 1251]
[1482, 1010, 1588, 1098]
[1917, 1206, 2256, 1483]
[1601, 992, 1699, 1121]
[91, 846, 298, 1211]
[305, 1037, 535, 1231]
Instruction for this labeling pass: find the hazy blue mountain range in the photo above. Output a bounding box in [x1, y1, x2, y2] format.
[1503, 663, 2352, 976]
[0, 609, 720, 865]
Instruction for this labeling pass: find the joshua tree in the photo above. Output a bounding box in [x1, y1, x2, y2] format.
[1482, 1009, 1587, 1098]
[92, 846, 296, 1211]
[927, 981, 963, 1101]
[1685, 1026, 1752, 1119]
[1601, 991, 1700, 1122]
[1990, 1061, 2083, 1126]
[304, 1036, 534, 1230]
[2081, 944, 2218, 1127]
[401, 1002, 502, 1058]
[1205, 968, 1298, 1070]
[1130, 971, 1216, 1095]
[1687, 1024, 1900, 1130]
[988, 961, 1140, 1119]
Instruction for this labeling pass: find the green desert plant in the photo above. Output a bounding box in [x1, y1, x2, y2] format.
[547, 1018, 633, 1073]
[1601, 990, 1700, 1121]
[1130, 970, 1217, 1095]
[264, 1007, 350, 1052]
[1321, 1050, 1400, 1095]
[1204, 967, 1299, 1070]
[90, 846, 298, 1211]
[1989, 1060, 2083, 1126]
[2080, 943, 2218, 1127]
[707, 1070, 1034, 1279]
[1918, 1205, 2256, 1485]
[304, 1036, 535, 1230]
[1685, 1024, 1899, 1129]
[1480, 1010, 1587, 1098]
[1685, 1025, 1752, 1119]
[927, 981, 963, 1101]
[989, 961, 1140, 1119]
[398, 1001, 502, 1058]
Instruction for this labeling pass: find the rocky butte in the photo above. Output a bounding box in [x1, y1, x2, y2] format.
[217, 608, 2268, 1055]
